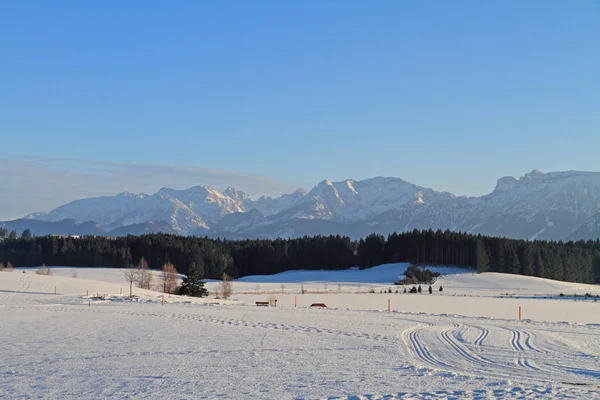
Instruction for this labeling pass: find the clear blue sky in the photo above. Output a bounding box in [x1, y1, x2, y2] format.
[1, 0, 599, 199]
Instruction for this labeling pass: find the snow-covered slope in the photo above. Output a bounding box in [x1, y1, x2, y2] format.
[17, 170, 600, 240]
[5, 267, 600, 399]
[569, 213, 600, 241]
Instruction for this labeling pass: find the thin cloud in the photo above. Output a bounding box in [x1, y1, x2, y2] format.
[0, 156, 299, 220]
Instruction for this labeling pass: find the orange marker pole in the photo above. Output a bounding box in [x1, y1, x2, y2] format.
[162, 294, 165, 305]
[518, 306, 522, 321]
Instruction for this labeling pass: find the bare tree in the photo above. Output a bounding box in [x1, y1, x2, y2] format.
[0, 263, 4, 271]
[268, 295, 277, 306]
[123, 264, 138, 297]
[136, 257, 153, 290]
[161, 262, 178, 294]
[6, 261, 13, 272]
[280, 283, 285, 294]
[219, 272, 233, 299]
[36, 264, 52, 276]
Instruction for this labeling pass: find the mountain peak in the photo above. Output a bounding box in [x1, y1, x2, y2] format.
[523, 169, 544, 179]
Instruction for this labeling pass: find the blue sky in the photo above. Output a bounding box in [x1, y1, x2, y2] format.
[1, 1, 599, 218]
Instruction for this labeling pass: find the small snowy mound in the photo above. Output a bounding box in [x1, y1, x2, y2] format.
[438, 272, 600, 296]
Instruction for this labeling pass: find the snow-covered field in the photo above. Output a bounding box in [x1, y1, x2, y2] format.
[2, 264, 600, 399]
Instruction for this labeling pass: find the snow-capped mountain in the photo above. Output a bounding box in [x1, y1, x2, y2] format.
[569, 214, 600, 241]
[16, 170, 600, 240]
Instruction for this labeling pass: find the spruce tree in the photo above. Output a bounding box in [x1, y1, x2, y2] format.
[428, 285, 432, 294]
[179, 261, 208, 297]
[475, 237, 490, 273]
[21, 229, 32, 239]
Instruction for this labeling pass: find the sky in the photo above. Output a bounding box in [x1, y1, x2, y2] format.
[1, 1, 599, 219]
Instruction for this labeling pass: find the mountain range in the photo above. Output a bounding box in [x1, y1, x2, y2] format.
[3, 170, 600, 241]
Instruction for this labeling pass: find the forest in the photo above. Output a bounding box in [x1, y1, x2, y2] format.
[1, 230, 600, 284]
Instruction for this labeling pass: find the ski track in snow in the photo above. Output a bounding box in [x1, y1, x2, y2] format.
[3, 268, 600, 399]
[3, 301, 600, 398]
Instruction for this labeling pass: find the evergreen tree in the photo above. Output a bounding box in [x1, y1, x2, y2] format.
[8, 230, 17, 239]
[21, 229, 32, 239]
[0, 228, 8, 238]
[475, 237, 490, 273]
[428, 285, 432, 294]
[533, 250, 546, 277]
[439, 286, 443, 293]
[179, 261, 208, 297]
[507, 247, 521, 275]
[418, 285, 422, 293]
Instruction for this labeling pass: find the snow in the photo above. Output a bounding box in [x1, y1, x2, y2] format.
[21, 170, 600, 240]
[2, 265, 600, 399]
[237, 263, 471, 284]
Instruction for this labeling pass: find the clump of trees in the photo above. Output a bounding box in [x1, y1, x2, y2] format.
[397, 265, 441, 284]
[2, 230, 600, 285]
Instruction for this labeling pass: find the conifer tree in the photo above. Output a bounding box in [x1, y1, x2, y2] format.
[179, 261, 208, 297]
[475, 237, 489, 273]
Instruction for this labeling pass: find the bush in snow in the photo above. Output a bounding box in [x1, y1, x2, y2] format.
[219, 273, 233, 299]
[428, 285, 432, 294]
[36, 264, 52, 276]
[409, 286, 418, 294]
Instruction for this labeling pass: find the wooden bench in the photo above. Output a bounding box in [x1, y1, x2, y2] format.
[255, 301, 270, 307]
[310, 303, 327, 308]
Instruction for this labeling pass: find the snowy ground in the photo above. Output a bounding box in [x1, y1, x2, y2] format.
[2, 265, 600, 399]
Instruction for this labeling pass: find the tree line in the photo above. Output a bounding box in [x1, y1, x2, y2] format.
[1, 230, 600, 284]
